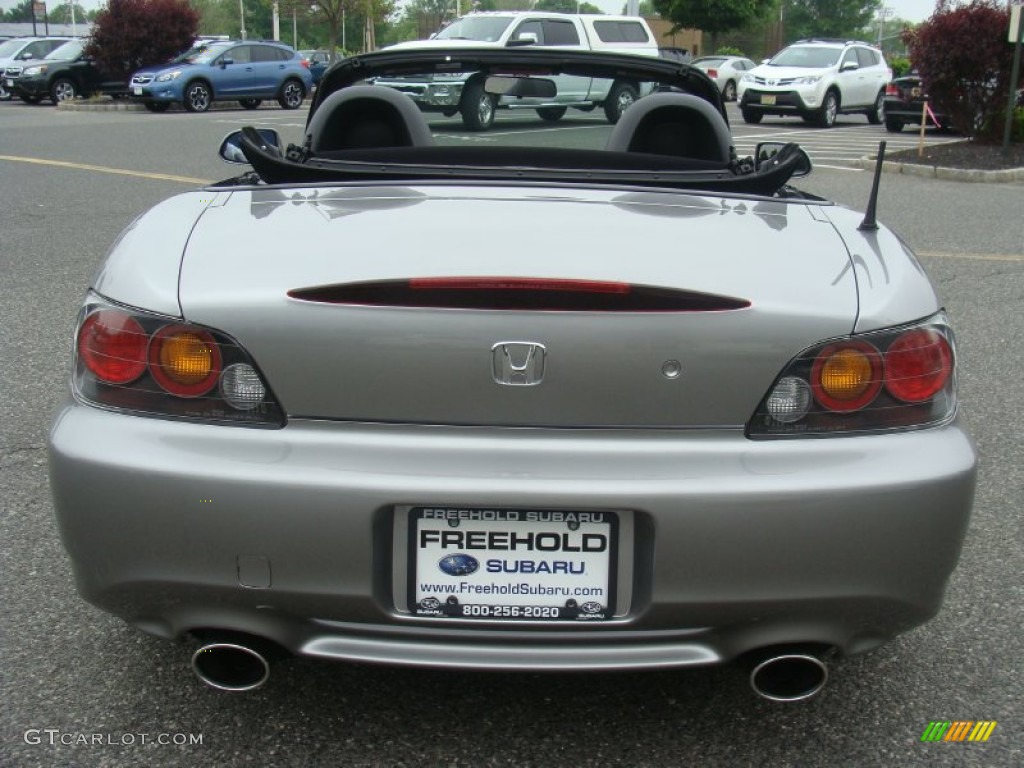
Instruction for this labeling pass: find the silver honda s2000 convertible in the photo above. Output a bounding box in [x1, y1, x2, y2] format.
[49, 48, 977, 701]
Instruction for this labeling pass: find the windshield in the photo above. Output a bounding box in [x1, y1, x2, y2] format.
[171, 41, 232, 64]
[769, 46, 841, 68]
[435, 16, 513, 42]
[693, 58, 726, 67]
[46, 39, 84, 60]
[0, 40, 26, 58]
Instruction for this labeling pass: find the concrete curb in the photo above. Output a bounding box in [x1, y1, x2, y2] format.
[57, 97, 312, 114]
[853, 155, 1024, 183]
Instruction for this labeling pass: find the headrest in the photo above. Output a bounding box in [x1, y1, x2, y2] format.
[606, 93, 732, 164]
[306, 85, 435, 153]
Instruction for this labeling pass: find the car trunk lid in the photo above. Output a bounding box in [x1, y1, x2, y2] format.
[179, 185, 857, 428]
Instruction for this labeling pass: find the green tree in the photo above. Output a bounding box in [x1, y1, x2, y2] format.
[534, 0, 603, 12]
[782, 0, 880, 44]
[45, 3, 90, 24]
[3, 0, 35, 22]
[622, 1, 656, 14]
[191, 0, 239, 36]
[652, 0, 775, 52]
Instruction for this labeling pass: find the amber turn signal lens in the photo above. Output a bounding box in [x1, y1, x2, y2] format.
[149, 325, 222, 397]
[811, 341, 883, 412]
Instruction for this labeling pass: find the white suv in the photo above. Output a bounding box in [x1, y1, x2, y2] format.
[737, 39, 890, 127]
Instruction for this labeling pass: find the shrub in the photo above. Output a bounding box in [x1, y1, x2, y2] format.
[715, 46, 746, 57]
[902, 0, 1014, 141]
[87, 0, 199, 81]
[888, 54, 912, 78]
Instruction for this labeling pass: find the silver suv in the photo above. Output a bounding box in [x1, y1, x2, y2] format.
[737, 39, 891, 127]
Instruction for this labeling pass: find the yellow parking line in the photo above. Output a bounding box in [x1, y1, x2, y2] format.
[917, 250, 1024, 262]
[0, 154, 212, 185]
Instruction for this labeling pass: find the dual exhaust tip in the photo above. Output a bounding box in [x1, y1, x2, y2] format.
[191, 636, 828, 701]
[192, 641, 271, 692]
[749, 652, 829, 702]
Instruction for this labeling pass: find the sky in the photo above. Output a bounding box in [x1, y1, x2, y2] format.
[0, 0, 964, 26]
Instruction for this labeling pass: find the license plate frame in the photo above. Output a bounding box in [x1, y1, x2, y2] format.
[407, 507, 618, 622]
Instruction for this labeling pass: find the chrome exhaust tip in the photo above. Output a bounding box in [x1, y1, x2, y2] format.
[749, 653, 828, 702]
[192, 642, 270, 692]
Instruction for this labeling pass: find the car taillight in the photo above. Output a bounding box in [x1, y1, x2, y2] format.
[748, 315, 958, 438]
[301, 59, 310, 69]
[149, 325, 222, 397]
[77, 309, 147, 384]
[73, 297, 285, 427]
[885, 84, 900, 96]
[884, 328, 952, 402]
[810, 340, 883, 412]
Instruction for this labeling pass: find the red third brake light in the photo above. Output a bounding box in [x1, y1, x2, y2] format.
[884, 328, 953, 402]
[408, 277, 631, 294]
[77, 310, 147, 384]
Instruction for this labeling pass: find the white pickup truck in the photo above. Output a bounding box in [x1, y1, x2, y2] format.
[378, 12, 661, 130]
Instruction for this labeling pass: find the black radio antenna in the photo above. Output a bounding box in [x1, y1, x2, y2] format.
[859, 141, 886, 231]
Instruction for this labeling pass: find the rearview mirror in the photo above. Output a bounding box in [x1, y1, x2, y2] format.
[219, 128, 281, 164]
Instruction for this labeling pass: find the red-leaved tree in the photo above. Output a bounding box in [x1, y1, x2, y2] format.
[902, 0, 1014, 141]
[87, 0, 199, 81]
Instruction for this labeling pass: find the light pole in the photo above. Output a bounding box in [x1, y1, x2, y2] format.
[239, 0, 247, 40]
[876, 6, 894, 47]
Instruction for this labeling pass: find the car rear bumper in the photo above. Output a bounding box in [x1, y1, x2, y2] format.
[49, 400, 977, 670]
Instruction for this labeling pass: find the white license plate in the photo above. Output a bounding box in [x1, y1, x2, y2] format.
[4, 79, 13, 88]
[133, 86, 143, 95]
[761, 94, 777, 105]
[409, 507, 616, 621]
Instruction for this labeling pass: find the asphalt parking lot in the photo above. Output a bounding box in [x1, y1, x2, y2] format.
[1, 99, 1022, 768]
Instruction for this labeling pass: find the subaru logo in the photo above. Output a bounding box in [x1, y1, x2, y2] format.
[492, 342, 546, 386]
[438, 553, 479, 576]
[580, 601, 603, 614]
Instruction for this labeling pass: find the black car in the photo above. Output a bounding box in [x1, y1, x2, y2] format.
[5, 38, 127, 104]
[883, 74, 948, 133]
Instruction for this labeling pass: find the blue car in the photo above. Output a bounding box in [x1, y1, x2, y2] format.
[299, 50, 332, 86]
[129, 40, 312, 113]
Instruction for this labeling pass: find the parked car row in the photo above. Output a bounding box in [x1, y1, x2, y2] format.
[1, 36, 317, 112]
